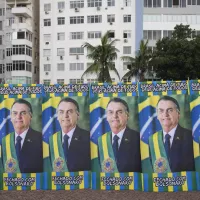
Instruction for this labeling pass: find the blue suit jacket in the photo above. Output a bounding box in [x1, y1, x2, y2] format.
[168, 125, 195, 172]
[116, 127, 141, 172]
[65, 126, 91, 172]
[98, 127, 141, 173]
[14, 128, 43, 173]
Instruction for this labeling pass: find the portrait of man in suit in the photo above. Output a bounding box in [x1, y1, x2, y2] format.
[98, 98, 141, 173]
[1, 99, 43, 173]
[149, 96, 195, 173]
[47, 97, 90, 172]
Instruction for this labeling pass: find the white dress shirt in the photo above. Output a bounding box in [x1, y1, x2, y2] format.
[111, 128, 126, 149]
[62, 126, 76, 147]
[15, 128, 29, 149]
[163, 125, 178, 147]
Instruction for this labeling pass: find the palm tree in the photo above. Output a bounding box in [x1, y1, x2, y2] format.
[81, 31, 120, 83]
[121, 40, 152, 82]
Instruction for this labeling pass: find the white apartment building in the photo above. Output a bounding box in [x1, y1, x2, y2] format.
[0, 0, 39, 84]
[143, 0, 200, 51]
[40, 0, 143, 84]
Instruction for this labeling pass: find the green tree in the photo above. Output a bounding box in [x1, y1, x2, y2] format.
[121, 40, 152, 81]
[81, 31, 120, 83]
[152, 24, 200, 80]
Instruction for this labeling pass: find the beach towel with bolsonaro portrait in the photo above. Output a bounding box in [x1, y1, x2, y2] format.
[42, 84, 91, 190]
[90, 82, 142, 190]
[139, 80, 197, 192]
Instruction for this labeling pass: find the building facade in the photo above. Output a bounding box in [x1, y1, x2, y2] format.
[143, 0, 200, 51]
[40, 0, 143, 84]
[0, 0, 39, 84]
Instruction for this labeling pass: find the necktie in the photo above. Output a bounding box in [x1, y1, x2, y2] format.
[112, 135, 119, 161]
[63, 134, 69, 161]
[164, 134, 171, 159]
[15, 136, 22, 160]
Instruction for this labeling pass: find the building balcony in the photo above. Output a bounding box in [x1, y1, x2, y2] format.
[11, 55, 32, 62]
[6, 0, 31, 6]
[12, 22, 32, 32]
[11, 70, 32, 77]
[12, 39, 32, 47]
[11, 7, 32, 18]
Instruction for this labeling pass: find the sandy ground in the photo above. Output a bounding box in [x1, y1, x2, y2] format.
[1, 190, 200, 200]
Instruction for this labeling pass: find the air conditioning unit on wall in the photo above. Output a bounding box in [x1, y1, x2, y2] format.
[75, 7, 79, 12]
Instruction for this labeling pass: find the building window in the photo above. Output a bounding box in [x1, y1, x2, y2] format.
[124, 0, 131, 6]
[43, 79, 50, 85]
[58, 1, 65, 9]
[0, 49, 4, 59]
[57, 63, 65, 71]
[123, 62, 131, 71]
[163, 30, 173, 38]
[6, 33, 12, 41]
[188, 0, 200, 5]
[88, 0, 102, 7]
[69, 79, 84, 84]
[69, 47, 84, 55]
[143, 30, 161, 40]
[70, 0, 84, 8]
[44, 34, 51, 42]
[57, 32, 65, 40]
[108, 31, 115, 38]
[43, 49, 51, 57]
[87, 78, 97, 83]
[0, 21, 2, 30]
[12, 45, 25, 55]
[9, 61, 31, 72]
[57, 48, 65, 56]
[44, 64, 51, 71]
[44, 3, 51, 11]
[26, 46, 32, 57]
[0, 8, 5, 16]
[123, 30, 131, 38]
[107, 14, 115, 23]
[123, 46, 131, 54]
[124, 15, 131, 22]
[26, 61, 32, 72]
[69, 63, 84, 70]
[87, 15, 102, 23]
[25, 31, 32, 42]
[88, 31, 101, 38]
[70, 32, 84, 39]
[57, 17, 65, 25]
[17, 32, 25, 39]
[164, 0, 186, 7]
[107, 0, 115, 6]
[0, 35, 2, 45]
[144, 0, 161, 7]
[0, 64, 5, 74]
[6, 48, 12, 57]
[57, 79, 64, 84]
[7, 18, 14, 26]
[44, 19, 51, 26]
[6, 63, 12, 71]
[70, 16, 84, 24]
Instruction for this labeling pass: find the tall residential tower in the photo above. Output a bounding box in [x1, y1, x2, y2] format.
[40, 0, 143, 84]
[0, 0, 39, 84]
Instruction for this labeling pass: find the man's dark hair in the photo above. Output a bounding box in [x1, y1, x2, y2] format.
[58, 97, 79, 112]
[107, 97, 129, 113]
[11, 99, 33, 114]
[157, 96, 180, 112]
